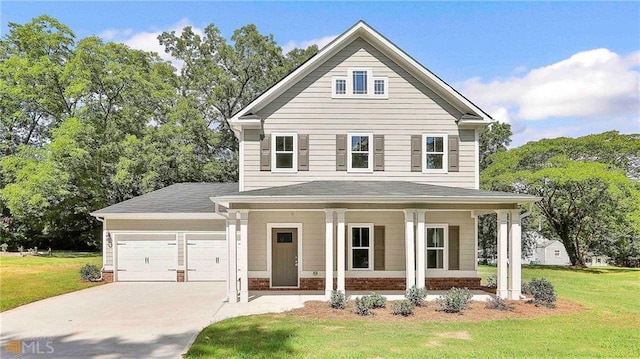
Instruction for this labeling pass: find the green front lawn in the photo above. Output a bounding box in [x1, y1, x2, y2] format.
[187, 266, 640, 358]
[0, 253, 103, 311]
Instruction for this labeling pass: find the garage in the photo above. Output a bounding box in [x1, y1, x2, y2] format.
[186, 233, 227, 281]
[116, 233, 178, 281]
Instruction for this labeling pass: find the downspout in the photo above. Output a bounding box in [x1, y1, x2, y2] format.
[95, 216, 105, 282]
[520, 203, 533, 220]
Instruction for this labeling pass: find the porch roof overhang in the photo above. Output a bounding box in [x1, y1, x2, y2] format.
[211, 181, 540, 207]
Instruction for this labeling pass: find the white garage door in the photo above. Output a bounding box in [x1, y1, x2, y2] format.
[186, 233, 227, 281]
[116, 234, 177, 281]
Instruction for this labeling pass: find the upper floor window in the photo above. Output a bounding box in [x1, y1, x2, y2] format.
[272, 133, 297, 171]
[423, 134, 448, 173]
[332, 69, 388, 98]
[348, 133, 372, 172]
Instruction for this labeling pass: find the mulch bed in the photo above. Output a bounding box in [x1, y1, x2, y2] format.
[280, 298, 586, 322]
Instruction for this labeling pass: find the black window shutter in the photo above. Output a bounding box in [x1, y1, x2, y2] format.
[260, 136, 271, 171]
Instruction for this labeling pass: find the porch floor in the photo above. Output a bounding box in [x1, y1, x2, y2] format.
[247, 290, 493, 303]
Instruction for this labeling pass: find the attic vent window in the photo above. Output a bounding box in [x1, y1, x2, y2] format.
[332, 68, 388, 99]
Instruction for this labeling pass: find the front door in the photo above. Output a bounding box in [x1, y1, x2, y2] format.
[272, 228, 298, 287]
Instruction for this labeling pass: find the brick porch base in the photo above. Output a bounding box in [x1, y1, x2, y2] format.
[101, 270, 114, 283]
[248, 277, 481, 291]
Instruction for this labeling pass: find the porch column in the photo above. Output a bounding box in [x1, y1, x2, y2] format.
[404, 210, 416, 289]
[325, 210, 334, 298]
[415, 210, 426, 289]
[496, 210, 509, 299]
[508, 210, 522, 300]
[336, 209, 346, 292]
[227, 211, 238, 303]
[239, 210, 249, 303]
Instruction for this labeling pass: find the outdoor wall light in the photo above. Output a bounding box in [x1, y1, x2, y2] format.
[106, 232, 113, 248]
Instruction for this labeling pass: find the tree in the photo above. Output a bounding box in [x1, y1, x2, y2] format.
[483, 145, 640, 267]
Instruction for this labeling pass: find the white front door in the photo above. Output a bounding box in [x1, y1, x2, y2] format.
[116, 237, 178, 281]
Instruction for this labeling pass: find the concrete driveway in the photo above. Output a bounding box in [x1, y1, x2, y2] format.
[0, 282, 226, 359]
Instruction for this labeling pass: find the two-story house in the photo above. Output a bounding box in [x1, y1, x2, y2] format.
[91, 21, 538, 303]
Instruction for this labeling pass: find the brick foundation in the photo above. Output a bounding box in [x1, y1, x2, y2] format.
[177, 270, 185, 282]
[248, 277, 481, 291]
[426, 277, 482, 290]
[101, 270, 114, 283]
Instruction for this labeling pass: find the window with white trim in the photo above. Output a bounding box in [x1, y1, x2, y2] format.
[332, 69, 388, 98]
[423, 134, 448, 173]
[349, 224, 373, 270]
[348, 133, 372, 172]
[271, 134, 297, 171]
[426, 226, 447, 269]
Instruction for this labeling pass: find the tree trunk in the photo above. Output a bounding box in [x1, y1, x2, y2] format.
[560, 231, 586, 267]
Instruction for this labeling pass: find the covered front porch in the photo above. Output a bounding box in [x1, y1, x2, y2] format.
[213, 181, 538, 303]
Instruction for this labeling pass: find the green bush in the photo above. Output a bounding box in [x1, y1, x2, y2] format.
[436, 287, 473, 313]
[79, 264, 101, 282]
[528, 278, 556, 308]
[369, 292, 387, 308]
[354, 296, 373, 316]
[485, 296, 515, 311]
[392, 300, 415, 316]
[329, 290, 348, 309]
[485, 275, 497, 288]
[521, 281, 530, 295]
[0, 243, 8, 252]
[405, 285, 427, 307]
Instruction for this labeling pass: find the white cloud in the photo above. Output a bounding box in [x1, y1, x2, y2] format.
[459, 48, 640, 146]
[281, 35, 337, 54]
[98, 18, 203, 70]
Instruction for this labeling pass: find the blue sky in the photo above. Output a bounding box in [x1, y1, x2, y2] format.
[2, 1, 639, 146]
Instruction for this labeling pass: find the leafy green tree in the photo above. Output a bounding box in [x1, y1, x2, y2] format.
[483, 144, 640, 267]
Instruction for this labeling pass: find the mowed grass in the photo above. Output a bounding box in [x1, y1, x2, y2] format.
[0, 253, 103, 311]
[187, 266, 640, 358]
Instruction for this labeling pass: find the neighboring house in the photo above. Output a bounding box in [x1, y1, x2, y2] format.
[91, 21, 539, 302]
[528, 240, 571, 266]
[587, 255, 609, 267]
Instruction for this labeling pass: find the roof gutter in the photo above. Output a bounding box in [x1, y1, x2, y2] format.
[212, 195, 541, 206]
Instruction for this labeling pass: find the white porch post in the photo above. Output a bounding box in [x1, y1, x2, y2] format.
[325, 210, 335, 298]
[496, 210, 509, 299]
[239, 210, 249, 303]
[227, 211, 238, 303]
[404, 210, 416, 289]
[336, 209, 346, 293]
[509, 210, 522, 300]
[415, 210, 426, 289]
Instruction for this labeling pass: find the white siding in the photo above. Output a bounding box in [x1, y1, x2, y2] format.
[243, 38, 477, 190]
[106, 219, 226, 232]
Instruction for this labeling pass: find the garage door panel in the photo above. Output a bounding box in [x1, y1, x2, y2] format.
[187, 239, 227, 281]
[116, 238, 178, 282]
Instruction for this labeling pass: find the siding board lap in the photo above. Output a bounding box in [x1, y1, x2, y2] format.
[410, 135, 422, 172]
[336, 134, 347, 171]
[260, 137, 271, 171]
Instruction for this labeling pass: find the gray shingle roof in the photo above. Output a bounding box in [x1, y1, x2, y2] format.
[92, 182, 238, 214]
[216, 181, 538, 202]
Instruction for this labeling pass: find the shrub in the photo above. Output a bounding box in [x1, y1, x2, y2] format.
[436, 287, 473, 313]
[329, 290, 349, 309]
[521, 281, 530, 295]
[485, 275, 497, 288]
[392, 300, 415, 316]
[528, 278, 556, 308]
[79, 264, 101, 282]
[405, 285, 427, 307]
[354, 296, 374, 316]
[485, 296, 515, 311]
[0, 243, 7, 252]
[369, 292, 387, 308]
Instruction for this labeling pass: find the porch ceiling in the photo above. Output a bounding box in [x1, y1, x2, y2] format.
[212, 181, 540, 206]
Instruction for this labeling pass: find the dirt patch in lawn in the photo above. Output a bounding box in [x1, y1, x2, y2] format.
[282, 298, 586, 322]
